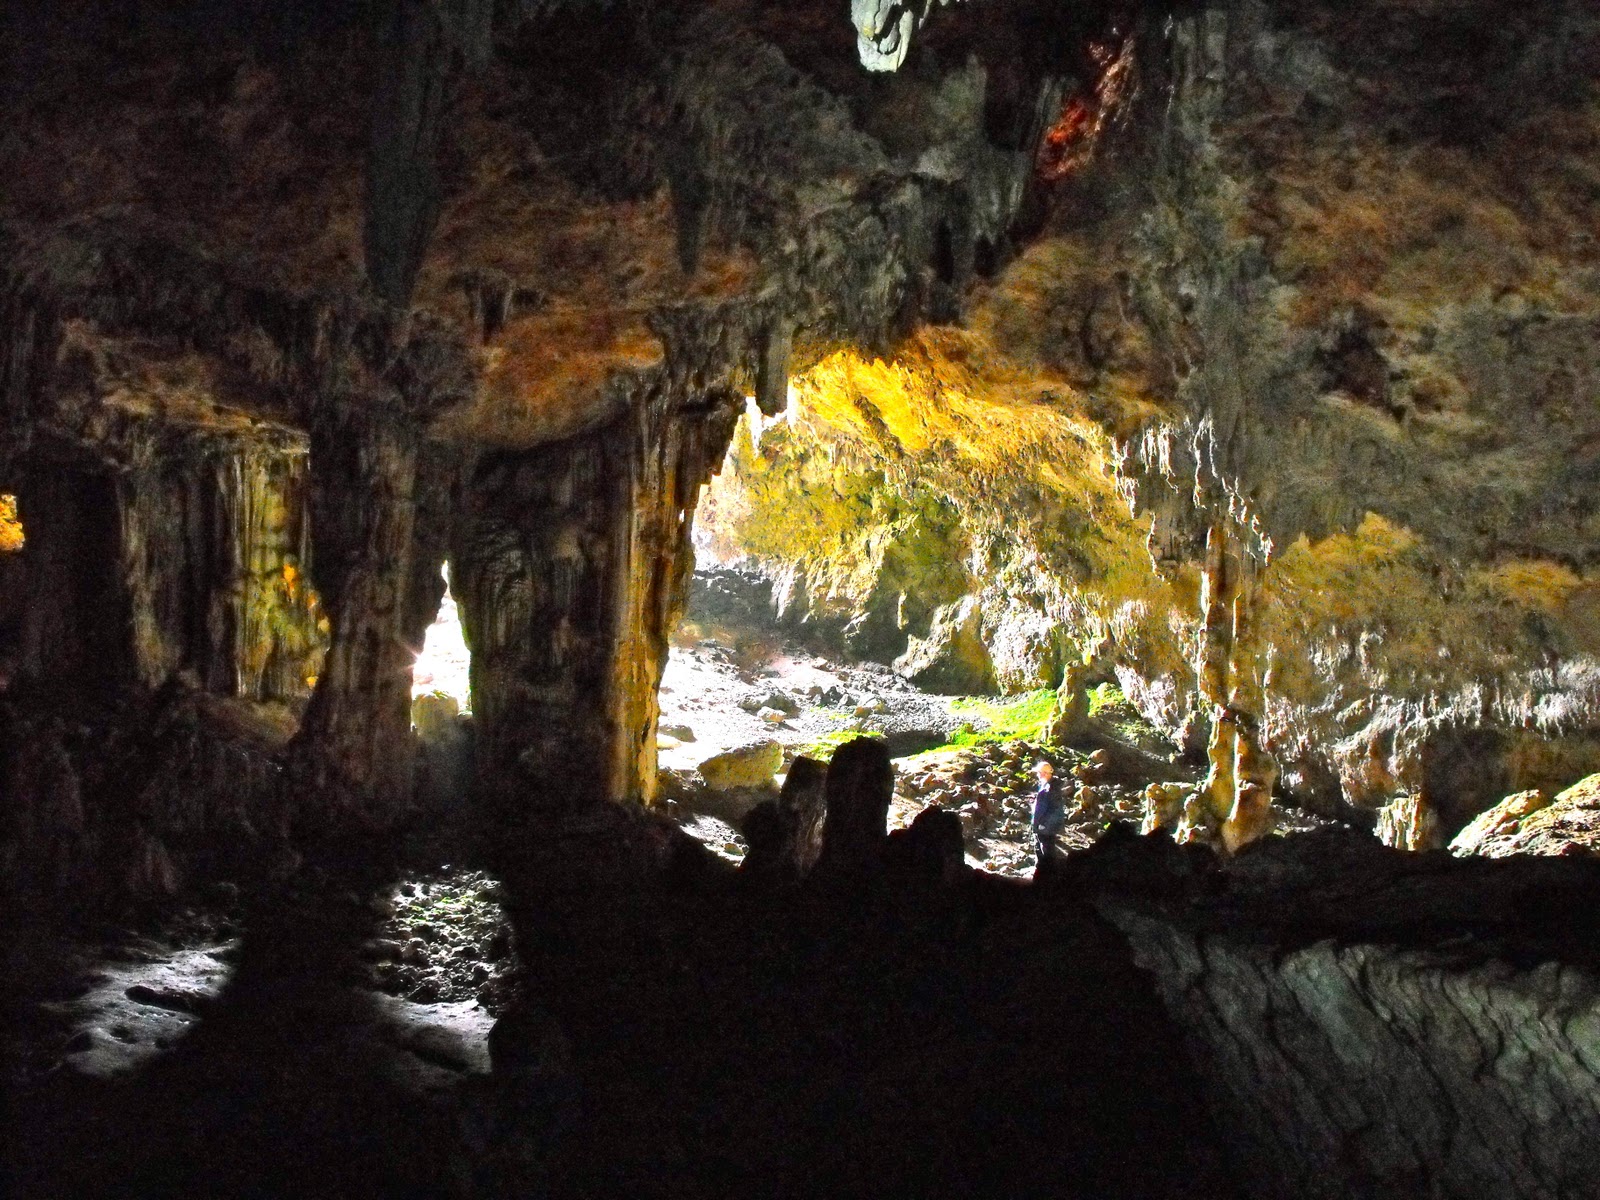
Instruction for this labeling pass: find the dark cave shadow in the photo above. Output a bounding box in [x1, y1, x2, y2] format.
[7, 849, 1254, 1200]
[511, 871, 1241, 1200]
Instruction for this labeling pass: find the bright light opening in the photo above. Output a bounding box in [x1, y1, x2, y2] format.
[412, 562, 471, 715]
[0, 494, 22, 553]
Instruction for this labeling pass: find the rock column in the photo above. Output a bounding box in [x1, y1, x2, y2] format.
[453, 382, 741, 823]
[294, 401, 428, 824]
[1189, 519, 1277, 852]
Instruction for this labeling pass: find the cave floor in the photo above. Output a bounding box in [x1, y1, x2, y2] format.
[5, 858, 1237, 1200]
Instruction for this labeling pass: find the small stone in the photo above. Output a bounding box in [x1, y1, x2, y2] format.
[483, 929, 511, 961]
[409, 979, 442, 1003]
[758, 706, 788, 724]
[661, 722, 696, 743]
[125, 984, 209, 1014]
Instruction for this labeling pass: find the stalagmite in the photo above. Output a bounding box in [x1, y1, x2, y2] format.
[1187, 519, 1277, 853]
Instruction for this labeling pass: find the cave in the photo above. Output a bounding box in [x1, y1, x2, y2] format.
[4, 2, 1600, 1198]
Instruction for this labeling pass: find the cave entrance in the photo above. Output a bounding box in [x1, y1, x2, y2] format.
[409, 560, 475, 816]
[411, 561, 471, 718]
[659, 383, 1177, 876]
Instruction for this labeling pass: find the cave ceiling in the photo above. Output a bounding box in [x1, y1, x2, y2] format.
[1, 1, 1597, 759]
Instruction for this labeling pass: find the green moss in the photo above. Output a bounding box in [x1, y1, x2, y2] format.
[1087, 681, 1124, 716]
[931, 689, 1057, 751]
[797, 728, 885, 763]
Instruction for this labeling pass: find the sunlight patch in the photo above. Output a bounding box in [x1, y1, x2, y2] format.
[412, 563, 472, 714]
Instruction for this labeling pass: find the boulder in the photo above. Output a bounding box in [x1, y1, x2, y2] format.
[884, 805, 967, 884]
[660, 722, 696, 743]
[740, 755, 828, 881]
[697, 740, 783, 791]
[1449, 790, 1551, 855]
[763, 691, 799, 715]
[412, 692, 460, 742]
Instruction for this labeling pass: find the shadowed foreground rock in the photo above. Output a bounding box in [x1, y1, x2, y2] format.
[740, 754, 828, 882]
[1080, 829, 1600, 1200]
[814, 737, 895, 877]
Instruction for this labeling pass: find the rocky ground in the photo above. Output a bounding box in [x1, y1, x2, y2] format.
[2, 864, 516, 1109]
[363, 870, 520, 1013]
[659, 595, 1339, 875]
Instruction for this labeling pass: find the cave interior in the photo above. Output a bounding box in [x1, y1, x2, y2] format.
[3, 1, 1600, 1197]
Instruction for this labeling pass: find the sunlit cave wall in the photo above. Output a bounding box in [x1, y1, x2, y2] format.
[698, 329, 1600, 836]
[122, 438, 327, 705]
[697, 339, 1198, 702]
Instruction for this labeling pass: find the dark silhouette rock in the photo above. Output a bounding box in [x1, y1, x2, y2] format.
[884, 804, 967, 885]
[740, 755, 827, 883]
[816, 738, 894, 878]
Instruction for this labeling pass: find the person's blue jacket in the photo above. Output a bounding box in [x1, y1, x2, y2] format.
[1032, 776, 1065, 837]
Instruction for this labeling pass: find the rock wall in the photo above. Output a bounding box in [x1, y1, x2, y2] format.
[1010, 812, 1600, 1199]
[1094, 834, 1600, 1199]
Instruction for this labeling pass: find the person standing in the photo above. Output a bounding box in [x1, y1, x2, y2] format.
[1030, 760, 1066, 869]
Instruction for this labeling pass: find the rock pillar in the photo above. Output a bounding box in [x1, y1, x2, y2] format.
[1187, 519, 1277, 852]
[816, 736, 895, 877]
[294, 401, 431, 823]
[453, 383, 741, 822]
